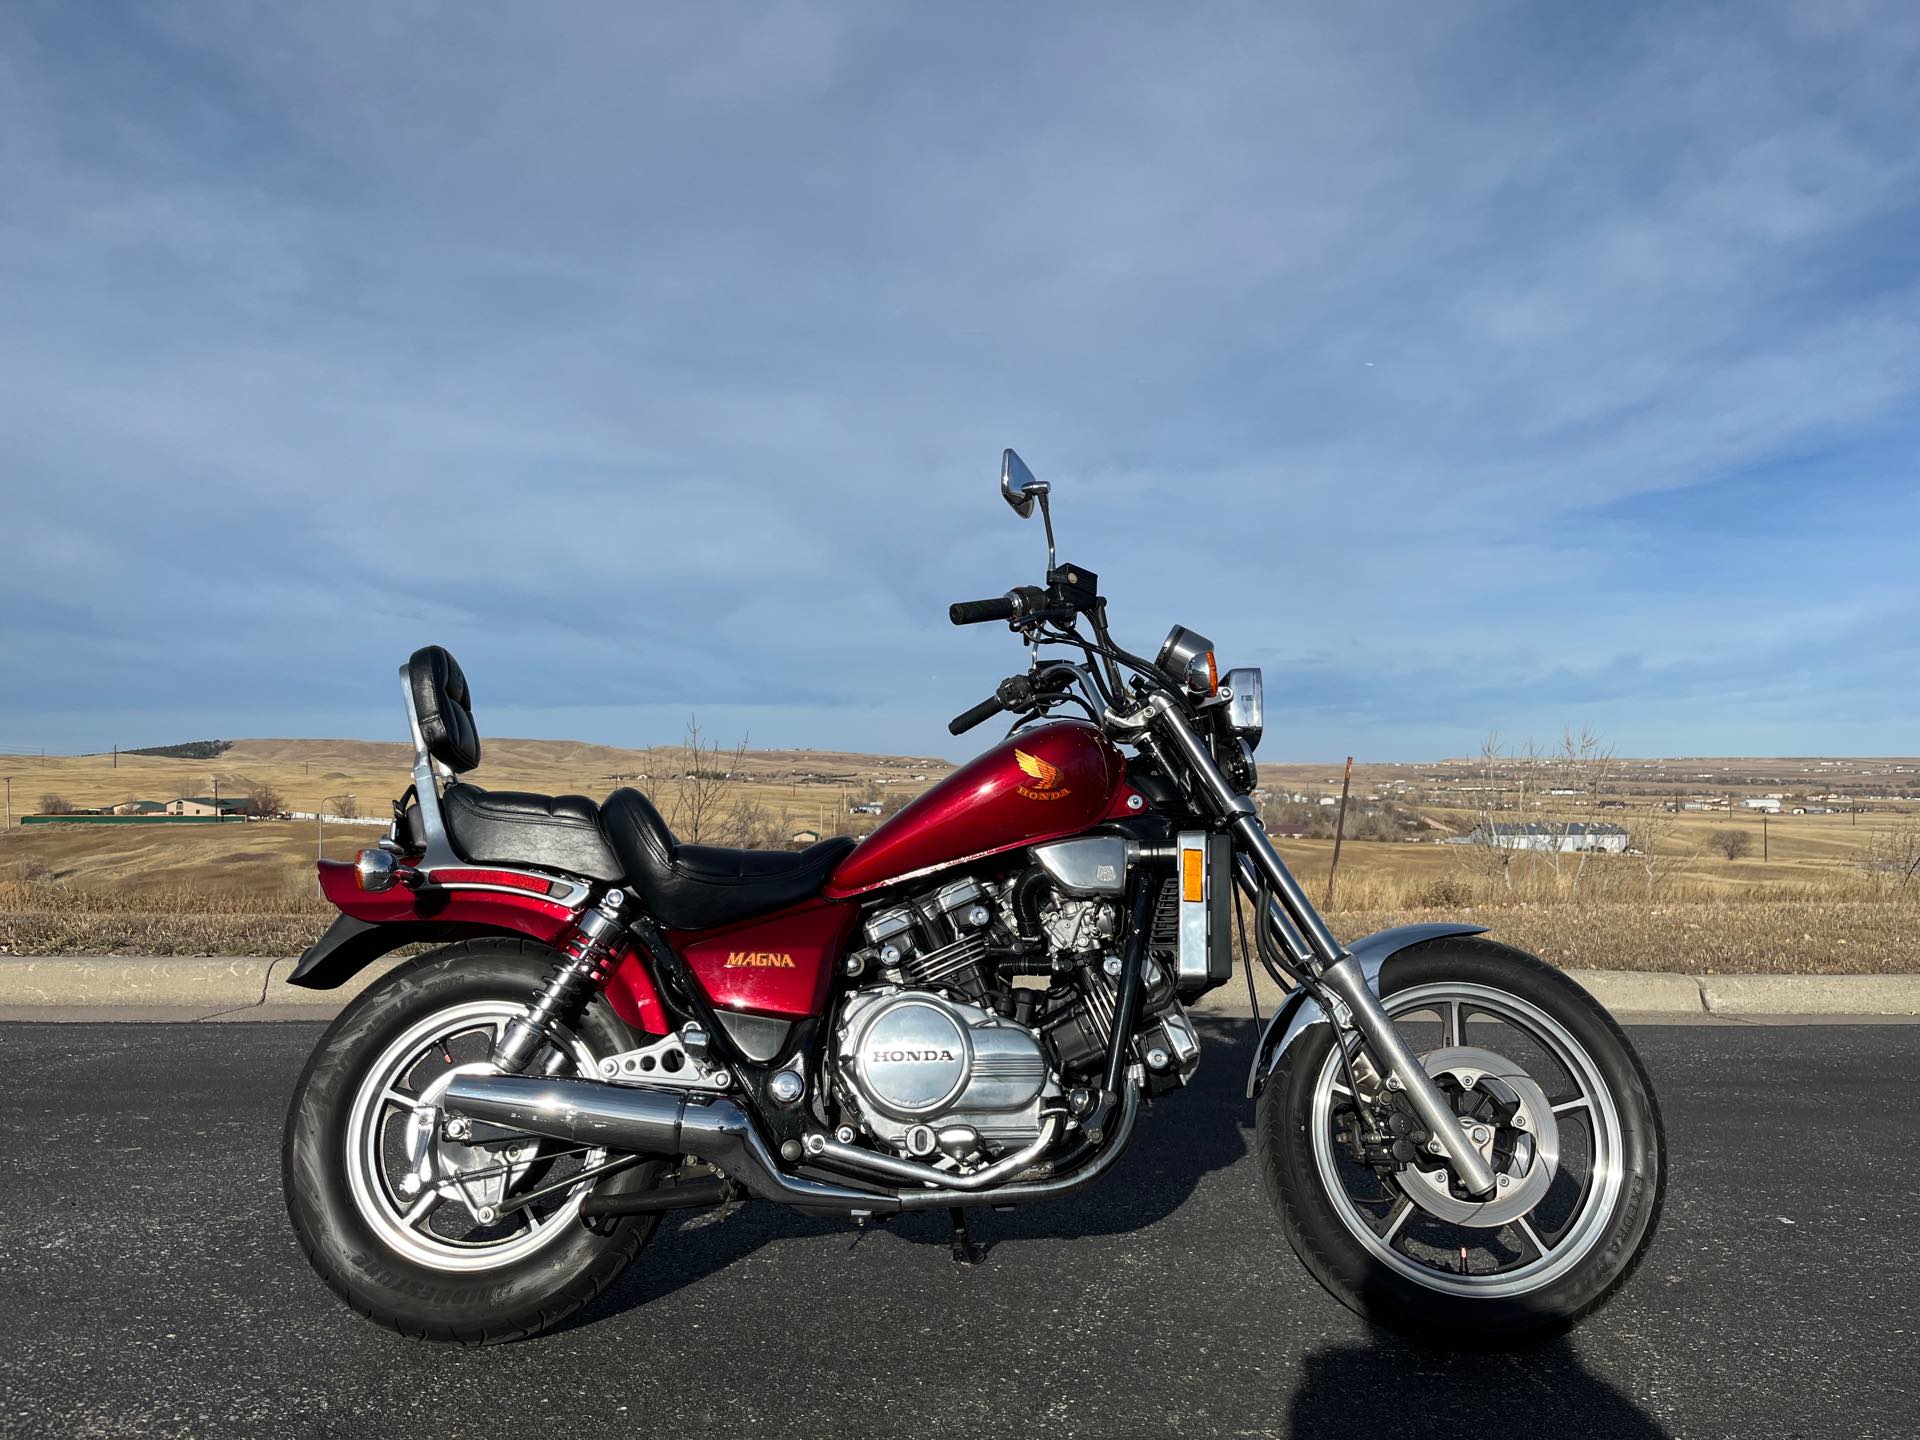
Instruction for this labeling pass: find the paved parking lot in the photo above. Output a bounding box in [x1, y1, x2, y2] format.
[2, 1019, 1913, 1438]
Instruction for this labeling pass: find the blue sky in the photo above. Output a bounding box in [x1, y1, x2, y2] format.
[1, 2, 1915, 763]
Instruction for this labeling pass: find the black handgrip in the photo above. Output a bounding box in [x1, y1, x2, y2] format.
[949, 595, 1018, 626]
[948, 694, 1006, 736]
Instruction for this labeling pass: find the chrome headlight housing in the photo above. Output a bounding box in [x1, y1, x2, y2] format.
[1222, 666, 1264, 750]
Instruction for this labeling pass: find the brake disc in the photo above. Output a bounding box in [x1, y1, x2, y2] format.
[1393, 1045, 1560, 1229]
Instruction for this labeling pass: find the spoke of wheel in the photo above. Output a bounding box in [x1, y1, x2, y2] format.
[1517, 1215, 1550, 1256]
[1444, 1000, 1464, 1048]
[402, 1193, 442, 1230]
[380, 1086, 421, 1112]
[1330, 1079, 1353, 1098]
[522, 1207, 545, 1234]
[1552, 1097, 1590, 1115]
[1379, 1198, 1413, 1246]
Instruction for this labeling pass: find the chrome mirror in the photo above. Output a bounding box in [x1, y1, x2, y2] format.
[1000, 448, 1057, 568]
[1001, 449, 1046, 518]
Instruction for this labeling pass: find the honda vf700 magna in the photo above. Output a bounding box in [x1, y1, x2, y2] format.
[284, 452, 1663, 1344]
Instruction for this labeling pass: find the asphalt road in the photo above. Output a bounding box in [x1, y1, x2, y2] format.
[1, 1020, 1914, 1440]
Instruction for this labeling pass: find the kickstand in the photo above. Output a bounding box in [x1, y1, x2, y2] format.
[948, 1206, 985, 1266]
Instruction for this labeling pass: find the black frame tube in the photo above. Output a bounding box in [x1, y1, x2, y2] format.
[1101, 876, 1160, 1097]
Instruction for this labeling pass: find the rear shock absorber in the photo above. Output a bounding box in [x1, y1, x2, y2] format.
[493, 888, 629, 1074]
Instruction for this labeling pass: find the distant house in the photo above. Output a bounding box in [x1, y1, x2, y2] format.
[848, 801, 883, 816]
[1467, 822, 1629, 854]
[790, 828, 822, 845]
[166, 796, 248, 817]
[1741, 797, 1782, 813]
[112, 800, 168, 815]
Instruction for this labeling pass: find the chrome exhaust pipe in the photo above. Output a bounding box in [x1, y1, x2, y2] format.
[440, 1073, 1142, 1218]
[441, 1073, 894, 1214]
[442, 1073, 693, 1155]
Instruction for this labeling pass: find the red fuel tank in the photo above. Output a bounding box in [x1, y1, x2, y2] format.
[826, 721, 1137, 898]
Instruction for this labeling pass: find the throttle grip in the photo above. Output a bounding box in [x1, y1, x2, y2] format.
[949, 595, 1019, 626]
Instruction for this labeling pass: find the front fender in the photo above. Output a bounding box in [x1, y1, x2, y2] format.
[1244, 922, 1488, 1099]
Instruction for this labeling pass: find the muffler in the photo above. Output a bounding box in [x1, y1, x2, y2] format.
[442, 1073, 695, 1155]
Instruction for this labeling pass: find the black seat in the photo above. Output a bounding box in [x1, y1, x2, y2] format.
[437, 783, 623, 882]
[599, 787, 856, 931]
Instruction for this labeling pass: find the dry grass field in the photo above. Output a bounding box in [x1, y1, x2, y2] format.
[0, 735, 949, 837]
[2, 741, 1915, 973]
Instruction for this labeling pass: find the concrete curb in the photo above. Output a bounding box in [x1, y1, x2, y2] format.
[3, 954, 1920, 1022]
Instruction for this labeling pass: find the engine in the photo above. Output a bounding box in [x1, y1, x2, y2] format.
[828, 857, 1200, 1167]
[836, 990, 1055, 1160]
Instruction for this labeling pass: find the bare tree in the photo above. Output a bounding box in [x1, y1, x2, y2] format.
[1536, 726, 1616, 893]
[1857, 817, 1920, 896]
[1626, 801, 1696, 900]
[1708, 829, 1752, 861]
[663, 717, 736, 844]
[327, 793, 360, 820]
[38, 794, 73, 816]
[244, 784, 284, 819]
[1463, 735, 1525, 892]
[660, 716, 781, 847]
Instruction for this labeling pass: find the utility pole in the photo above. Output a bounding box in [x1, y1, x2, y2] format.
[3, 776, 10, 831]
[1326, 756, 1354, 908]
[112, 744, 117, 770]
[212, 774, 219, 822]
[1763, 812, 1770, 863]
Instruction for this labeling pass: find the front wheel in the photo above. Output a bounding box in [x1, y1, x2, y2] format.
[1257, 939, 1665, 1344]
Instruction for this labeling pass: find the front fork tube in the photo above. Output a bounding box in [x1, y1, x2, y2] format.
[1228, 813, 1498, 1197]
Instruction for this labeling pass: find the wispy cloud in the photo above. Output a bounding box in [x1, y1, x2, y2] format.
[1, 2, 1915, 759]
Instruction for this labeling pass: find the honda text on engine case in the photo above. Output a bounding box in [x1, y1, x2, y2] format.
[282, 450, 1664, 1346]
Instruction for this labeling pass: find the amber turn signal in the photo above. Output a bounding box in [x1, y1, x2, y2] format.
[354, 848, 399, 892]
[1181, 846, 1206, 903]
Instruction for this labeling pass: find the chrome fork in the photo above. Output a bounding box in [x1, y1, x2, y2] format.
[1142, 696, 1498, 1198]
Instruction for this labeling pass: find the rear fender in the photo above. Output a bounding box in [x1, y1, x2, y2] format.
[1244, 922, 1488, 1099]
[291, 859, 668, 1034]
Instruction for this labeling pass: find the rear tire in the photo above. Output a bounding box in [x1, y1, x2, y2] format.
[1256, 940, 1665, 1345]
[284, 939, 664, 1343]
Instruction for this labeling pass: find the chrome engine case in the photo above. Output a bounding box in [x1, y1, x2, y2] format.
[834, 987, 1056, 1155]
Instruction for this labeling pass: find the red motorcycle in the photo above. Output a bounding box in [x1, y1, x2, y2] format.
[284, 452, 1663, 1344]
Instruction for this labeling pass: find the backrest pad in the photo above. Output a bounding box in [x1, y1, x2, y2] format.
[407, 644, 482, 773]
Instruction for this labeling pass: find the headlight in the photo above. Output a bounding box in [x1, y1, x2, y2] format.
[1223, 666, 1263, 749]
[1220, 735, 1259, 794]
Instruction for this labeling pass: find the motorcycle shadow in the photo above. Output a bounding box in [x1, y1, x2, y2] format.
[564, 1015, 1261, 1331]
[1292, 1329, 1668, 1437]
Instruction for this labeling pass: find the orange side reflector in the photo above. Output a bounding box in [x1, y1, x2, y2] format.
[1181, 848, 1205, 902]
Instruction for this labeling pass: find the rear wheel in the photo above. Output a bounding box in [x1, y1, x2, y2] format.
[1257, 940, 1664, 1344]
[284, 939, 664, 1343]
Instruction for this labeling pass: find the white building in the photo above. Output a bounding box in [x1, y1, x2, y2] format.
[1467, 822, 1630, 854]
[1741, 797, 1782, 813]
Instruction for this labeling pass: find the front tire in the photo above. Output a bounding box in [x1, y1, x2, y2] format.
[1256, 940, 1665, 1344]
[284, 939, 664, 1343]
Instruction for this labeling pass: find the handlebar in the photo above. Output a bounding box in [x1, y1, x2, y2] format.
[948, 675, 1036, 735]
[949, 595, 1019, 626]
[947, 694, 1007, 735]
